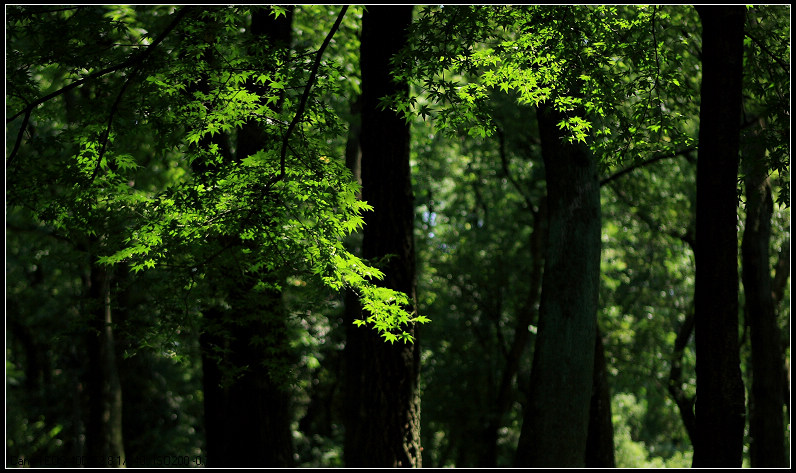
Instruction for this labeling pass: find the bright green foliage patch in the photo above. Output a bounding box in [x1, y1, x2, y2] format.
[392, 5, 701, 170]
[7, 5, 425, 343]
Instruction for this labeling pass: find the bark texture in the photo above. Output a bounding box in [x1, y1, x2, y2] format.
[585, 329, 615, 467]
[692, 6, 747, 468]
[515, 104, 602, 467]
[343, 6, 421, 468]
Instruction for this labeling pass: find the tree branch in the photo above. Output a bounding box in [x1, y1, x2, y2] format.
[667, 310, 697, 446]
[87, 68, 139, 186]
[276, 6, 348, 182]
[608, 183, 695, 250]
[599, 146, 696, 187]
[7, 7, 193, 166]
[7, 108, 31, 168]
[745, 31, 789, 74]
[497, 127, 537, 212]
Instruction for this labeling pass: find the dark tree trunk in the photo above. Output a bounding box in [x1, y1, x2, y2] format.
[585, 328, 615, 467]
[741, 121, 787, 468]
[84, 262, 126, 467]
[203, 283, 295, 467]
[692, 6, 746, 468]
[515, 103, 602, 467]
[343, 5, 421, 468]
[668, 311, 697, 446]
[199, 8, 296, 467]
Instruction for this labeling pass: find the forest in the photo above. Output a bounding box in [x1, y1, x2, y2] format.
[5, 4, 790, 468]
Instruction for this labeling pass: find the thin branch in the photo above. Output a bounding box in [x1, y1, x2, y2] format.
[87, 68, 140, 186]
[745, 31, 789, 73]
[496, 127, 537, 211]
[7, 108, 31, 168]
[599, 145, 696, 187]
[9, 6, 83, 17]
[8, 7, 191, 124]
[667, 310, 697, 446]
[276, 6, 348, 182]
[7, 7, 193, 164]
[609, 182, 695, 249]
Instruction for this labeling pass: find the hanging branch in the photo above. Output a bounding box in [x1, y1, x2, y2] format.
[7, 6, 193, 167]
[275, 5, 348, 183]
[599, 145, 696, 187]
[86, 66, 141, 186]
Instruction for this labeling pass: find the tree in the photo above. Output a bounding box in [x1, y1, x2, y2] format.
[514, 102, 601, 467]
[194, 7, 296, 466]
[393, 5, 694, 466]
[410, 93, 546, 467]
[6, 5, 423, 467]
[343, 6, 422, 467]
[586, 329, 616, 467]
[741, 120, 787, 468]
[5, 5, 788, 468]
[692, 6, 747, 467]
[740, 7, 791, 466]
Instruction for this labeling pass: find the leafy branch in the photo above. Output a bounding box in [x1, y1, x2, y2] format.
[745, 31, 789, 74]
[276, 6, 348, 182]
[7, 6, 194, 167]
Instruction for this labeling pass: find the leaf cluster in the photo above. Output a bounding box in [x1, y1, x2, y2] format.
[391, 5, 700, 172]
[7, 6, 426, 343]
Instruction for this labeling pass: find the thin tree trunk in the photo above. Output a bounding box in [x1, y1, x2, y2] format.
[692, 6, 746, 467]
[478, 201, 545, 467]
[515, 103, 602, 467]
[741, 120, 787, 467]
[84, 262, 126, 467]
[668, 311, 698, 445]
[343, 5, 421, 467]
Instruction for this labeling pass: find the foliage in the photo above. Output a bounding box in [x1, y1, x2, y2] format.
[741, 5, 790, 205]
[393, 5, 699, 173]
[413, 96, 541, 466]
[6, 5, 425, 344]
[612, 394, 693, 468]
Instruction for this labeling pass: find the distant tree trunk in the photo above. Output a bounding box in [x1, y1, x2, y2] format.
[343, 6, 421, 467]
[741, 121, 787, 468]
[199, 7, 296, 467]
[515, 103, 602, 467]
[585, 328, 615, 467]
[84, 262, 126, 467]
[692, 6, 746, 468]
[477, 198, 545, 468]
[668, 310, 698, 446]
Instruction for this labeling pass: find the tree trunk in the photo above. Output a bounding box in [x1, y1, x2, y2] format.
[515, 103, 602, 467]
[343, 6, 421, 467]
[84, 262, 126, 467]
[476, 197, 545, 467]
[199, 8, 296, 467]
[585, 328, 615, 467]
[741, 121, 787, 467]
[692, 6, 746, 467]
